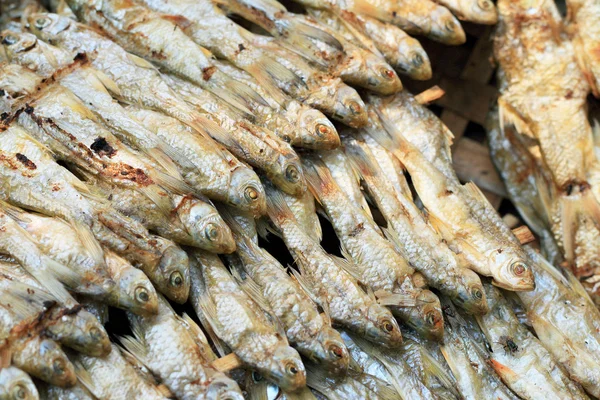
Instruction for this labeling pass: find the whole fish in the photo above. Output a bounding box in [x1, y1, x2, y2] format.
[0, 367, 39, 400]
[213, 60, 340, 151]
[367, 107, 535, 292]
[343, 134, 489, 315]
[440, 297, 520, 400]
[476, 281, 588, 400]
[66, 0, 268, 117]
[341, 331, 438, 399]
[566, 0, 600, 98]
[0, 124, 189, 303]
[126, 106, 267, 216]
[433, 0, 497, 24]
[302, 155, 444, 340]
[120, 296, 244, 400]
[494, 0, 600, 282]
[220, 206, 350, 375]
[0, 263, 111, 357]
[189, 251, 306, 392]
[263, 181, 403, 348]
[290, 0, 466, 45]
[335, 11, 432, 80]
[71, 344, 170, 399]
[517, 249, 600, 397]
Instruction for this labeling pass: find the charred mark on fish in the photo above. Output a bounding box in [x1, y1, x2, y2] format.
[15, 153, 36, 170]
[90, 137, 117, 158]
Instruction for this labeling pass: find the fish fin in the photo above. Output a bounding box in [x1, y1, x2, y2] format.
[34, 256, 80, 303]
[180, 312, 218, 362]
[526, 248, 569, 286]
[245, 54, 302, 104]
[374, 290, 417, 307]
[334, 250, 363, 282]
[126, 52, 158, 71]
[426, 212, 456, 240]
[282, 386, 318, 400]
[71, 360, 100, 398]
[118, 335, 150, 368]
[149, 169, 193, 196]
[304, 363, 339, 398]
[581, 188, 600, 229]
[230, 265, 271, 314]
[488, 359, 519, 381]
[144, 145, 184, 182]
[287, 18, 343, 51]
[0, 200, 29, 224]
[135, 185, 173, 216]
[87, 68, 121, 98]
[39, 42, 59, 70]
[264, 181, 298, 226]
[419, 346, 459, 396]
[560, 196, 577, 263]
[221, 77, 269, 109]
[301, 156, 341, 205]
[0, 281, 58, 319]
[381, 227, 410, 260]
[56, 89, 97, 121]
[289, 266, 330, 322]
[193, 274, 229, 357]
[69, 220, 105, 267]
[441, 124, 455, 146]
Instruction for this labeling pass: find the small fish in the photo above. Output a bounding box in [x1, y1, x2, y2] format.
[440, 297, 520, 400]
[336, 11, 432, 80]
[343, 134, 489, 315]
[263, 181, 403, 348]
[163, 73, 307, 197]
[302, 154, 444, 340]
[565, 0, 600, 98]
[220, 205, 350, 375]
[71, 344, 170, 399]
[433, 0, 497, 24]
[476, 281, 588, 400]
[120, 296, 244, 400]
[189, 250, 306, 392]
[0, 367, 39, 400]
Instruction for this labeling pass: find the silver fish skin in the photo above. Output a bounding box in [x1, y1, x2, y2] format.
[121, 296, 244, 400]
[0, 367, 39, 400]
[126, 106, 267, 217]
[220, 205, 350, 375]
[341, 331, 438, 400]
[66, 0, 267, 116]
[342, 133, 488, 315]
[264, 181, 403, 348]
[477, 281, 588, 400]
[162, 73, 307, 197]
[433, 0, 497, 24]
[37, 379, 96, 400]
[302, 155, 444, 340]
[440, 297, 520, 400]
[189, 251, 306, 392]
[214, 60, 340, 150]
[72, 344, 169, 400]
[280, 190, 322, 243]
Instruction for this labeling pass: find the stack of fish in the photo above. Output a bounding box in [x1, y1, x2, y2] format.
[0, 0, 596, 398]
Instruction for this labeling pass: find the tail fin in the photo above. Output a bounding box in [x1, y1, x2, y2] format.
[244, 53, 304, 105]
[263, 179, 298, 227]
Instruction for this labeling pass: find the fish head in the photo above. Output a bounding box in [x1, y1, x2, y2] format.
[306, 326, 349, 375]
[451, 269, 489, 315]
[45, 309, 111, 357]
[0, 30, 38, 60]
[468, 0, 498, 24]
[396, 39, 432, 80]
[364, 304, 403, 347]
[488, 249, 535, 291]
[0, 367, 39, 400]
[228, 167, 267, 217]
[28, 13, 72, 42]
[296, 108, 340, 150]
[398, 290, 445, 341]
[322, 79, 368, 128]
[205, 374, 245, 400]
[177, 198, 235, 253]
[428, 8, 466, 46]
[30, 339, 76, 387]
[363, 54, 402, 96]
[110, 262, 159, 316]
[152, 236, 190, 304]
[262, 345, 306, 392]
[272, 155, 306, 197]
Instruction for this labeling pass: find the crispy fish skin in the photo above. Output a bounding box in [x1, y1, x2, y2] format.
[476, 282, 588, 400]
[342, 134, 488, 315]
[72, 344, 170, 400]
[566, 0, 600, 98]
[433, 0, 497, 24]
[303, 155, 444, 340]
[221, 206, 350, 375]
[189, 251, 306, 392]
[0, 367, 39, 400]
[264, 182, 403, 348]
[518, 249, 600, 397]
[121, 297, 244, 400]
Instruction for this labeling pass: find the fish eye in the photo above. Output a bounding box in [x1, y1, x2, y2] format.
[426, 311, 438, 326]
[477, 0, 491, 10]
[1, 35, 17, 46]
[35, 17, 51, 29]
[411, 52, 424, 67]
[134, 286, 150, 303]
[89, 327, 103, 341]
[53, 358, 66, 375]
[11, 384, 26, 400]
[169, 271, 184, 287]
[252, 371, 263, 382]
[380, 318, 395, 333]
[327, 343, 345, 359]
[510, 261, 528, 276]
[379, 67, 395, 80]
[471, 287, 483, 300]
[205, 223, 220, 241]
[445, 20, 456, 32]
[285, 361, 299, 376]
[285, 165, 300, 183]
[244, 186, 259, 202]
[315, 123, 330, 137]
[348, 101, 362, 115]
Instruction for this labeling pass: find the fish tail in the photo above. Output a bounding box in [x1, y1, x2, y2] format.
[263, 179, 297, 226]
[146, 146, 184, 181]
[218, 71, 270, 109]
[300, 156, 339, 203]
[245, 55, 303, 104]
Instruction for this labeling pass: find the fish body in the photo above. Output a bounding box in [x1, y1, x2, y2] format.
[566, 0, 600, 97]
[189, 251, 306, 392]
[433, 0, 497, 24]
[122, 297, 244, 400]
[0, 367, 39, 400]
[264, 182, 403, 348]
